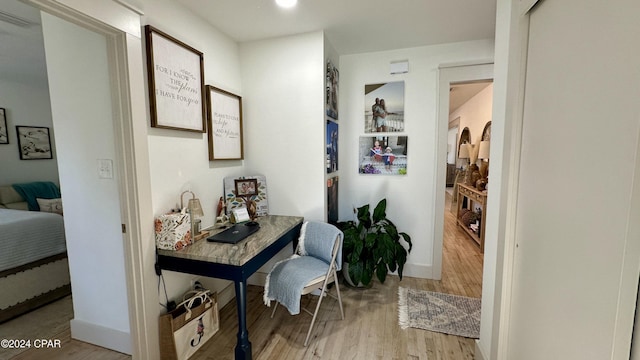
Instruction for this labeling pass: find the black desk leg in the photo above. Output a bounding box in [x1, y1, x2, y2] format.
[234, 280, 252, 360]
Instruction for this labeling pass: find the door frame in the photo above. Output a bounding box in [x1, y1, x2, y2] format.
[26, 0, 154, 358]
[433, 62, 493, 281]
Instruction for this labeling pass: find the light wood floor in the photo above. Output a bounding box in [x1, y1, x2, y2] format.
[10, 191, 483, 360]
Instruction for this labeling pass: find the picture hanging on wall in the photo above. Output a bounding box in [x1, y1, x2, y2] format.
[144, 25, 206, 132]
[16, 126, 53, 160]
[364, 81, 405, 133]
[207, 85, 243, 160]
[327, 176, 339, 224]
[0, 108, 7, 144]
[326, 60, 339, 119]
[359, 135, 407, 175]
[326, 120, 338, 173]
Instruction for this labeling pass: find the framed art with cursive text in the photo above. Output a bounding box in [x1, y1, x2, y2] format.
[207, 85, 243, 160]
[144, 25, 206, 132]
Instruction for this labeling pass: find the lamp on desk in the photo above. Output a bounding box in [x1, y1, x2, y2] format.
[181, 190, 204, 237]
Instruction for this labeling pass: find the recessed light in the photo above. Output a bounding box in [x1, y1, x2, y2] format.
[276, 0, 297, 8]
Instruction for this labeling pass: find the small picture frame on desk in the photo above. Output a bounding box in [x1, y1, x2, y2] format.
[234, 179, 258, 197]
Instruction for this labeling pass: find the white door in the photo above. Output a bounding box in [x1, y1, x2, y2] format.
[508, 0, 640, 359]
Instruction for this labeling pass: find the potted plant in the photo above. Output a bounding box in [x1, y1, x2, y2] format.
[336, 198, 412, 287]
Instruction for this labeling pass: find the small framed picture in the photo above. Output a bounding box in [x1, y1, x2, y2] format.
[16, 126, 53, 160]
[0, 108, 7, 144]
[234, 179, 258, 197]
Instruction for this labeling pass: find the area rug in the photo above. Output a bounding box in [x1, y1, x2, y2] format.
[398, 287, 481, 338]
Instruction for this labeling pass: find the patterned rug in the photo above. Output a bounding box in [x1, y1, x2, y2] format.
[398, 287, 481, 338]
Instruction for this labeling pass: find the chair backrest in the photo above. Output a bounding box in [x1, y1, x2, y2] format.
[298, 221, 343, 270]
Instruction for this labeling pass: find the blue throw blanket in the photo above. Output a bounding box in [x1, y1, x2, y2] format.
[12, 181, 61, 211]
[264, 221, 343, 315]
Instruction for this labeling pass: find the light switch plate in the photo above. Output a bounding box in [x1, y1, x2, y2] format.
[98, 159, 113, 179]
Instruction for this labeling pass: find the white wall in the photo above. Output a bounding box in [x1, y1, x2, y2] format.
[141, 0, 244, 308]
[240, 31, 325, 219]
[41, 13, 131, 353]
[339, 40, 494, 278]
[239, 31, 326, 276]
[0, 79, 59, 185]
[447, 127, 457, 164]
[450, 83, 493, 149]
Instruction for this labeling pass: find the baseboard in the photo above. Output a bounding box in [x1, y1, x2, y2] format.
[248, 271, 267, 287]
[216, 282, 236, 309]
[248, 265, 435, 285]
[402, 263, 434, 279]
[475, 339, 488, 360]
[70, 318, 131, 355]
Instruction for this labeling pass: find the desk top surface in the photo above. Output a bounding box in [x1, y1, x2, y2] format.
[157, 215, 303, 266]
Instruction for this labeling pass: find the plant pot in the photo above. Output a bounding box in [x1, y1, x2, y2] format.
[341, 262, 371, 288]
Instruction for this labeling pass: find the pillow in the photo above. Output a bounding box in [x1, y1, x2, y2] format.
[36, 198, 63, 215]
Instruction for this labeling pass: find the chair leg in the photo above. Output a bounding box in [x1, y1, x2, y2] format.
[271, 301, 278, 318]
[304, 279, 330, 346]
[333, 269, 344, 320]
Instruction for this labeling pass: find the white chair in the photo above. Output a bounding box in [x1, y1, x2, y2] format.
[263, 221, 344, 346]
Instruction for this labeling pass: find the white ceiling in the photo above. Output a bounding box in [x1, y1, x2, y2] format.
[0, 0, 496, 110]
[175, 0, 497, 55]
[0, 1, 46, 84]
[450, 81, 493, 113]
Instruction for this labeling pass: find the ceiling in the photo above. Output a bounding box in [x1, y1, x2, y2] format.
[450, 81, 493, 113]
[0, 1, 46, 84]
[0, 0, 496, 110]
[175, 0, 497, 55]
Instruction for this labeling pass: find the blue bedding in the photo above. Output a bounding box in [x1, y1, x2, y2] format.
[12, 181, 61, 211]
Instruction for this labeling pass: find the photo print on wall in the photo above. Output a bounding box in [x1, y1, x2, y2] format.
[359, 136, 407, 175]
[327, 176, 338, 224]
[365, 81, 405, 133]
[0, 108, 7, 144]
[326, 60, 339, 119]
[326, 120, 338, 173]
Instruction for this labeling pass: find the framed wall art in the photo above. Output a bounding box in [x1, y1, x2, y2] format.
[16, 126, 53, 160]
[0, 108, 7, 144]
[326, 60, 339, 119]
[327, 176, 339, 224]
[358, 136, 407, 175]
[326, 120, 338, 173]
[207, 85, 243, 160]
[144, 25, 206, 132]
[365, 81, 405, 133]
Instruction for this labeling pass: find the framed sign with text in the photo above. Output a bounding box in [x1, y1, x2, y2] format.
[207, 85, 243, 160]
[144, 25, 206, 132]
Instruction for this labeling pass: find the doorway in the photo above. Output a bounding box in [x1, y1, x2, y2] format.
[432, 63, 493, 282]
[16, 0, 153, 357]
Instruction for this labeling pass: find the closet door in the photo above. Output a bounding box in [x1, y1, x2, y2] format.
[508, 0, 640, 359]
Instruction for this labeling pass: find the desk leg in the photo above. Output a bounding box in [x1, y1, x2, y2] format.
[234, 280, 252, 360]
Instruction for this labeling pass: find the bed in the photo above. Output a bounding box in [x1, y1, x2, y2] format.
[0, 184, 70, 323]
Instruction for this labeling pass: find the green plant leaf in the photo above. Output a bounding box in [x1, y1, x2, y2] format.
[400, 232, 413, 252]
[361, 258, 374, 286]
[349, 260, 365, 285]
[372, 198, 387, 222]
[376, 262, 388, 283]
[357, 204, 372, 228]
